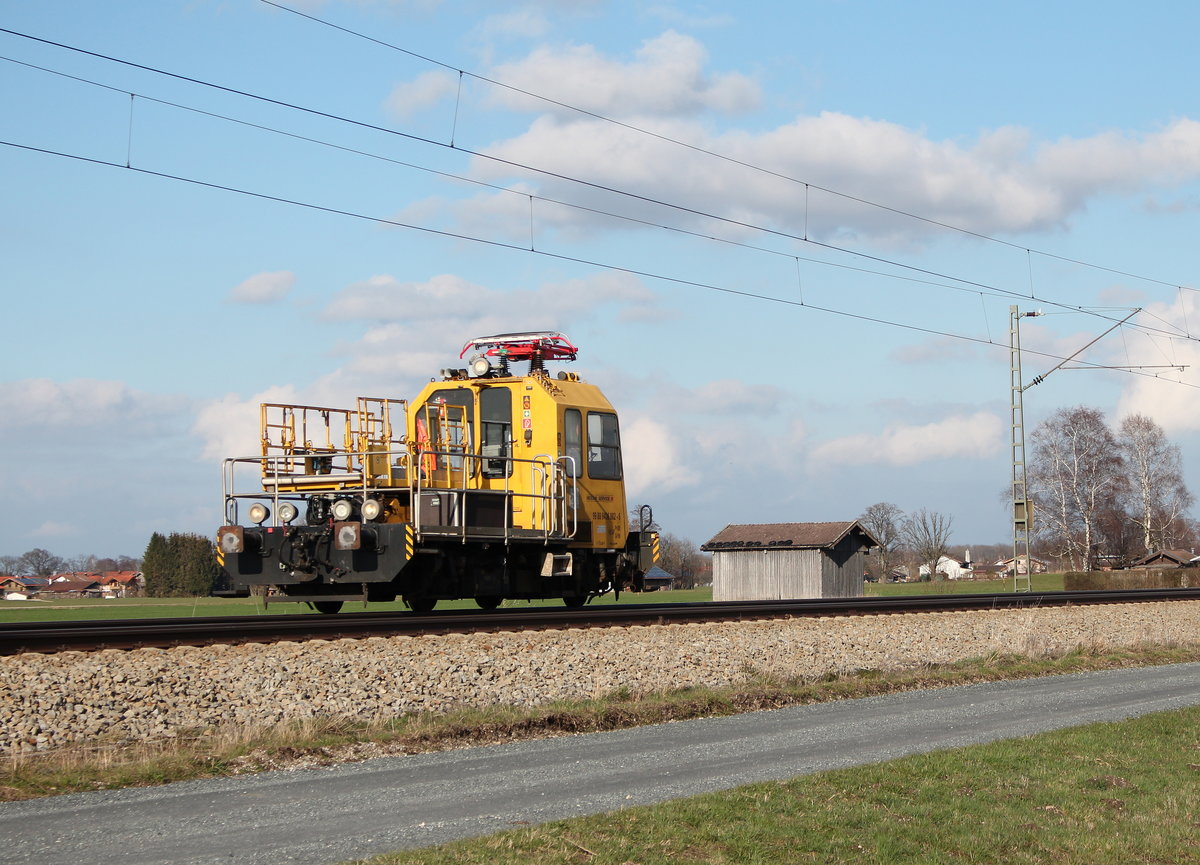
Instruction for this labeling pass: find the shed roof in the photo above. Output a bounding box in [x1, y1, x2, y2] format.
[1132, 549, 1194, 567]
[642, 565, 674, 580]
[702, 520, 878, 552]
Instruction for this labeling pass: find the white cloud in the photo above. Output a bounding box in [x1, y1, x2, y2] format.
[0, 379, 207, 556]
[809, 412, 1004, 468]
[193, 385, 300, 461]
[194, 270, 665, 461]
[227, 271, 295, 304]
[385, 69, 461, 119]
[488, 30, 760, 118]
[0, 379, 186, 432]
[476, 8, 551, 40]
[621, 415, 695, 497]
[408, 33, 1200, 246]
[322, 271, 660, 328]
[1115, 294, 1200, 434]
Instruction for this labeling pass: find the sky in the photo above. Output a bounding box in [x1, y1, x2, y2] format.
[4, 0, 1200, 562]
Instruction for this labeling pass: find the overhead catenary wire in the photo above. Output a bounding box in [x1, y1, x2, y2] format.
[1, 25, 1195, 393]
[0, 43, 1190, 351]
[5, 135, 1194, 392]
[262, 0, 1195, 295]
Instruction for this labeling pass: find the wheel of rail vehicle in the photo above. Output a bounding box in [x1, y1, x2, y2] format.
[563, 594, 587, 608]
[311, 600, 344, 615]
[474, 595, 503, 610]
[406, 596, 437, 613]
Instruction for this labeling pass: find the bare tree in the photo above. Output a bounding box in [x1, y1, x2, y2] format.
[63, 553, 99, 573]
[1028, 406, 1125, 571]
[902, 508, 954, 581]
[18, 548, 65, 577]
[653, 533, 711, 588]
[858, 502, 905, 579]
[0, 555, 23, 576]
[1118, 414, 1194, 553]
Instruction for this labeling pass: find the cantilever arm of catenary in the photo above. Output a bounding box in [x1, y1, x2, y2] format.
[1022, 308, 1141, 391]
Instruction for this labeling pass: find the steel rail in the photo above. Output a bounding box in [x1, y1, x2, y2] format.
[2, 587, 1198, 655]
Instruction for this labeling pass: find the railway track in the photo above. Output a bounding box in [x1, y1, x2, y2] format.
[2, 588, 1198, 655]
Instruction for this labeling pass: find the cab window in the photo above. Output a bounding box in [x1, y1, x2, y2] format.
[564, 409, 582, 478]
[419, 388, 474, 469]
[480, 387, 512, 478]
[587, 411, 622, 480]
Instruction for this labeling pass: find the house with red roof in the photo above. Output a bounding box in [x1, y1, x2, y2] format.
[99, 571, 144, 597]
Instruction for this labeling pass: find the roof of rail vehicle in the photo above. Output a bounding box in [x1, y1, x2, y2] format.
[412, 373, 617, 414]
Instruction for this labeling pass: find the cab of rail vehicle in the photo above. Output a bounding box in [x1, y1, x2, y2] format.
[408, 332, 630, 550]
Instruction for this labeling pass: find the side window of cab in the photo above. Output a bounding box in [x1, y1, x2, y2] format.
[480, 387, 512, 478]
[564, 409, 582, 478]
[586, 411, 622, 480]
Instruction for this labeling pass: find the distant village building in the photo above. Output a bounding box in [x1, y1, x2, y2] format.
[995, 554, 1048, 576]
[99, 571, 145, 597]
[0, 571, 143, 600]
[919, 551, 974, 580]
[702, 521, 878, 601]
[640, 566, 675, 591]
[1, 576, 50, 600]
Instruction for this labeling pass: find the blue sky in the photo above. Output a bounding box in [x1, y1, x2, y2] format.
[4, 0, 1200, 562]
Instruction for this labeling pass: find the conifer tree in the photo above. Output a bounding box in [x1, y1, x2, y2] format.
[142, 532, 172, 597]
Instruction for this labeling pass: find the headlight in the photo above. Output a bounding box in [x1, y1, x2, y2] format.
[468, 354, 492, 378]
[361, 499, 383, 521]
[278, 502, 299, 524]
[248, 503, 270, 525]
[330, 499, 355, 521]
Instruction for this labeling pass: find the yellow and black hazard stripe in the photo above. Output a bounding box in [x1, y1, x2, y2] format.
[405, 524, 415, 560]
[651, 532, 661, 564]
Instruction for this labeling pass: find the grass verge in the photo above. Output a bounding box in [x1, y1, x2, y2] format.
[0, 574, 1072, 623]
[352, 704, 1200, 865]
[3, 642, 1198, 803]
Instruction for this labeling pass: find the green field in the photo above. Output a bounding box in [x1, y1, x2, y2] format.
[0, 587, 717, 623]
[0, 578, 1068, 623]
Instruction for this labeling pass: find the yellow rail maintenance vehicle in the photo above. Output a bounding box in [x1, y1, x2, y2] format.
[217, 332, 658, 613]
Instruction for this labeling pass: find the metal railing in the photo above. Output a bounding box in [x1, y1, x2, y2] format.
[221, 447, 409, 527]
[409, 450, 577, 543]
[222, 446, 578, 544]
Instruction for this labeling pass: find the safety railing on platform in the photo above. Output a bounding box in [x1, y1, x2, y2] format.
[409, 452, 578, 544]
[257, 400, 408, 492]
[221, 447, 410, 527]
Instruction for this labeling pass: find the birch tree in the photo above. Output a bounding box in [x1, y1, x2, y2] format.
[1028, 406, 1125, 570]
[1118, 414, 1194, 553]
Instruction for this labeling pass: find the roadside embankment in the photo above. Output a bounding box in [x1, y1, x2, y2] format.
[3, 601, 1198, 753]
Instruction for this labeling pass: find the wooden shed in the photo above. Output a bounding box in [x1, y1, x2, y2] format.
[702, 521, 878, 600]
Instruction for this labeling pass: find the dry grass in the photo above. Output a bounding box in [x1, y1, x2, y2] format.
[4, 642, 1200, 802]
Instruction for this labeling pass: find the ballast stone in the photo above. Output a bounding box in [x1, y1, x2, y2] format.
[1, 602, 1198, 753]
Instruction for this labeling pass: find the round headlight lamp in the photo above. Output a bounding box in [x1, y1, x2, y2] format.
[330, 498, 355, 521]
[278, 502, 299, 524]
[468, 354, 492, 378]
[248, 503, 270, 525]
[361, 499, 383, 521]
